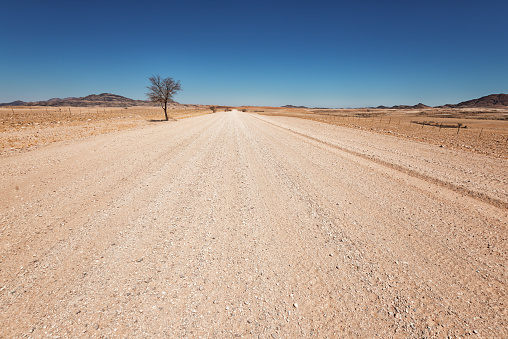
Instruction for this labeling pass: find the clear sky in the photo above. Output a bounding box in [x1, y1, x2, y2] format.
[1, 0, 507, 107]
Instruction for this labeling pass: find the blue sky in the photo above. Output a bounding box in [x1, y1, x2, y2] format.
[1, 0, 507, 107]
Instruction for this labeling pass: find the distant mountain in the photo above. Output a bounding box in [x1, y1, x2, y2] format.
[43, 93, 159, 107]
[0, 100, 27, 106]
[0, 93, 175, 107]
[282, 104, 308, 109]
[377, 103, 430, 109]
[445, 94, 508, 108]
[46, 97, 78, 102]
[414, 103, 430, 109]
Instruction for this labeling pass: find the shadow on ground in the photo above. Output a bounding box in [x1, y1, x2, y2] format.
[148, 118, 177, 122]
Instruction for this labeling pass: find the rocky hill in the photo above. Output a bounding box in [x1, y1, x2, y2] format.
[282, 104, 309, 109]
[0, 93, 171, 107]
[0, 100, 27, 107]
[376, 94, 508, 109]
[446, 94, 508, 108]
[377, 103, 430, 109]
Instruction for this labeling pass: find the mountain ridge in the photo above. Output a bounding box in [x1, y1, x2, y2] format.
[0, 93, 170, 107]
[444, 93, 508, 108]
[2, 93, 507, 108]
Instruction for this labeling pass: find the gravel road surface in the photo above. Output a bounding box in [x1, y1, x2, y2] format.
[1, 111, 506, 337]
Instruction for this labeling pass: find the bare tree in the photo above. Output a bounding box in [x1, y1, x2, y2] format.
[146, 75, 181, 121]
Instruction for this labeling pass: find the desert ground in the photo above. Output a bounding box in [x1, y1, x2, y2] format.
[251, 106, 508, 159]
[0, 108, 507, 337]
[0, 106, 209, 156]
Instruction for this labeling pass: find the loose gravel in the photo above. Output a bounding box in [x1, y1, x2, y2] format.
[0, 111, 506, 337]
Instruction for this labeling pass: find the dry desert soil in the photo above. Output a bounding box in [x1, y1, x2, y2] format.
[0, 110, 507, 338]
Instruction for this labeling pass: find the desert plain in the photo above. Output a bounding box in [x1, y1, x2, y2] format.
[0, 106, 507, 337]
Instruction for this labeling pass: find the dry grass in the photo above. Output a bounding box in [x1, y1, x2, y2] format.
[0, 105, 210, 154]
[247, 107, 508, 159]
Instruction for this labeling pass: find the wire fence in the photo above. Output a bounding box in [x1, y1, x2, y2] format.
[0, 106, 209, 128]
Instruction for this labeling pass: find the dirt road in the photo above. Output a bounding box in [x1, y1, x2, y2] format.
[1, 111, 506, 337]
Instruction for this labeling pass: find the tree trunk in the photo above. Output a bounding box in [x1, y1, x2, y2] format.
[163, 101, 168, 121]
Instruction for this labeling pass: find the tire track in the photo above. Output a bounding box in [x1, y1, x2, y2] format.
[243, 112, 507, 337]
[251, 114, 508, 209]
